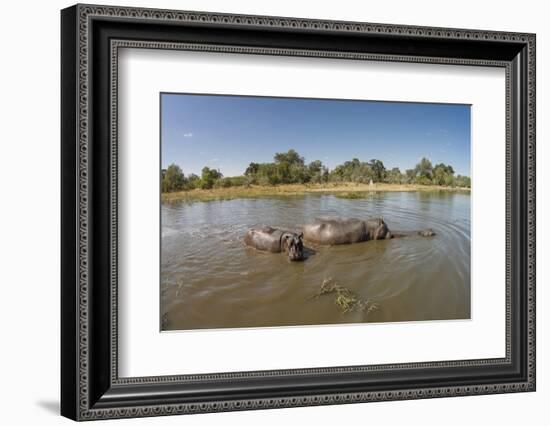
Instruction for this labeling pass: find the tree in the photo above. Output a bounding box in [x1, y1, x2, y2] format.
[262, 163, 281, 185]
[160, 154, 470, 193]
[432, 163, 455, 186]
[250, 163, 280, 185]
[290, 163, 310, 183]
[161, 163, 186, 192]
[369, 159, 386, 182]
[328, 158, 377, 183]
[454, 175, 471, 188]
[187, 173, 200, 189]
[201, 166, 222, 189]
[271, 149, 309, 183]
[414, 157, 433, 181]
[244, 162, 260, 176]
[308, 160, 327, 183]
[308, 160, 323, 175]
[405, 169, 416, 183]
[274, 149, 304, 166]
[275, 161, 291, 183]
[386, 167, 403, 184]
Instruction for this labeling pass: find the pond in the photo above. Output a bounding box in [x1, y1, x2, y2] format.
[161, 191, 470, 330]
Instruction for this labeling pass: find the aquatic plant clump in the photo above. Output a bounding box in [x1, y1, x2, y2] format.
[334, 192, 365, 199]
[310, 278, 379, 314]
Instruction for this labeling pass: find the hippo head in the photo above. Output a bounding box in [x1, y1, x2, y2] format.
[372, 219, 392, 240]
[283, 232, 304, 261]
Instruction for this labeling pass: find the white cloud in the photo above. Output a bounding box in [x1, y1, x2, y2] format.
[182, 132, 193, 138]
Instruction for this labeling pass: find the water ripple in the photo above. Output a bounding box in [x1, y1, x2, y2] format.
[161, 192, 471, 330]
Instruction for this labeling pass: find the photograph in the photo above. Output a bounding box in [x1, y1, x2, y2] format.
[160, 93, 472, 331]
[57, 2, 536, 421]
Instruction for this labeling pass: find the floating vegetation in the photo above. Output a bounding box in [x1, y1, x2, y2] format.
[309, 278, 379, 314]
[334, 192, 365, 199]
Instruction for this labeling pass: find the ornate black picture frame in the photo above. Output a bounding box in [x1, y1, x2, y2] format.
[61, 4, 536, 421]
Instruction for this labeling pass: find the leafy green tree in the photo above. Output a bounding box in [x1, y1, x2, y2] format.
[386, 167, 403, 184]
[161, 163, 186, 192]
[201, 166, 222, 189]
[416, 176, 432, 185]
[272, 150, 310, 183]
[308, 160, 328, 183]
[214, 177, 232, 188]
[415, 157, 433, 179]
[244, 162, 260, 177]
[162, 152, 469, 193]
[328, 158, 377, 183]
[226, 176, 247, 186]
[263, 164, 281, 185]
[404, 169, 416, 184]
[454, 175, 471, 188]
[251, 163, 280, 185]
[308, 160, 323, 175]
[274, 149, 304, 166]
[432, 163, 455, 186]
[369, 159, 386, 182]
[186, 173, 200, 189]
[293, 163, 311, 183]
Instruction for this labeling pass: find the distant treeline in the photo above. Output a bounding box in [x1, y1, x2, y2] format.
[161, 149, 471, 192]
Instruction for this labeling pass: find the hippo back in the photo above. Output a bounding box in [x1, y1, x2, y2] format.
[302, 218, 367, 245]
[244, 226, 284, 253]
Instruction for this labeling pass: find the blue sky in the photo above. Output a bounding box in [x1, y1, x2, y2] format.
[161, 93, 471, 177]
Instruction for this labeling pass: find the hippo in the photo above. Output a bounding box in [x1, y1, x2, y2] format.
[244, 226, 304, 261]
[302, 217, 435, 246]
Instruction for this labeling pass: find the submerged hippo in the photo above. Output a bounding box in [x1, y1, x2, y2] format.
[244, 226, 304, 261]
[302, 217, 435, 245]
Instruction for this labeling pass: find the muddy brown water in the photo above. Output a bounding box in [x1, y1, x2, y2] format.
[161, 192, 470, 331]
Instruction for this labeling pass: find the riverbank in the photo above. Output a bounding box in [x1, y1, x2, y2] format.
[161, 182, 470, 203]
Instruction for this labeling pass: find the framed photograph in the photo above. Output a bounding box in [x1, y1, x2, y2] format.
[61, 4, 536, 421]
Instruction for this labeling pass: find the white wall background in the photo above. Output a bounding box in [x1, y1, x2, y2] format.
[0, 0, 546, 424]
